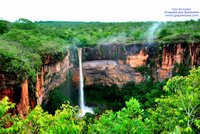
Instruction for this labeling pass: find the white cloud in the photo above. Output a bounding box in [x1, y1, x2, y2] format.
[0, 0, 199, 22]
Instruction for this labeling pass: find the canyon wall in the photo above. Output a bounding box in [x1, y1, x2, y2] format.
[72, 43, 200, 87]
[72, 60, 135, 87]
[16, 79, 29, 116]
[37, 51, 72, 105]
[158, 43, 200, 81]
[0, 51, 72, 115]
[0, 43, 199, 115]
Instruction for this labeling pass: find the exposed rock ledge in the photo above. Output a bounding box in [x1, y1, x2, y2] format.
[73, 60, 135, 87]
[83, 60, 118, 70]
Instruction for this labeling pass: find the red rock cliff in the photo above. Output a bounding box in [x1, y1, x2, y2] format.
[16, 79, 29, 116]
[157, 44, 200, 81]
[35, 69, 44, 105]
[0, 50, 72, 115]
[189, 44, 200, 66]
[126, 49, 148, 83]
[36, 51, 72, 104]
[126, 49, 148, 68]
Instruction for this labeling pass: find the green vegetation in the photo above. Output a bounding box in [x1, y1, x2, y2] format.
[42, 84, 69, 114]
[0, 20, 11, 34]
[0, 19, 69, 84]
[0, 19, 200, 83]
[0, 67, 199, 133]
[0, 19, 200, 133]
[85, 80, 166, 112]
[157, 20, 200, 43]
[172, 63, 190, 76]
[0, 97, 84, 133]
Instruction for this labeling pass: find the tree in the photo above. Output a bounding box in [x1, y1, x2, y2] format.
[0, 97, 84, 133]
[0, 20, 11, 34]
[149, 67, 200, 133]
[88, 98, 151, 133]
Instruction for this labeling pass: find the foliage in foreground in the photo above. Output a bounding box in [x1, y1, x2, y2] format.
[0, 98, 84, 134]
[88, 98, 151, 134]
[149, 66, 200, 133]
[88, 67, 200, 133]
[0, 67, 200, 133]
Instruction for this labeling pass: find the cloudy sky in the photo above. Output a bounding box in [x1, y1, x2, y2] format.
[0, 0, 199, 22]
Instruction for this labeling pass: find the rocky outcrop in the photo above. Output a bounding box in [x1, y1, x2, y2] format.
[157, 47, 174, 80]
[174, 44, 185, 64]
[72, 60, 134, 87]
[157, 43, 200, 81]
[84, 44, 143, 61]
[126, 49, 148, 68]
[0, 50, 72, 115]
[16, 79, 29, 116]
[37, 51, 72, 104]
[189, 44, 200, 66]
[81, 44, 147, 85]
[35, 70, 44, 105]
[82, 43, 199, 83]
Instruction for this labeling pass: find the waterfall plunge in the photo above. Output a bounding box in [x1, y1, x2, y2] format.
[78, 48, 93, 117]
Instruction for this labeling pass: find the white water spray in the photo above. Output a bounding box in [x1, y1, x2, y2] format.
[147, 22, 163, 45]
[78, 48, 93, 117]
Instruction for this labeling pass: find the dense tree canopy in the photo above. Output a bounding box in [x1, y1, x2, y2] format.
[0, 19, 200, 81]
[0, 67, 199, 133]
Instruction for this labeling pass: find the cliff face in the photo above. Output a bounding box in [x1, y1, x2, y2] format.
[36, 51, 72, 104]
[35, 70, 44, 105]
[0, 43, 199, 115]
[72, 45, 149, 87]
[0, 51, 71, 115]
[189, 44, 200, 66]
[157, 43, 200, 80]
[126, 49, 148, 68]
[16, 79, 29, 116]
[73, 43, 199, 86]
[72, 60, 134, 87]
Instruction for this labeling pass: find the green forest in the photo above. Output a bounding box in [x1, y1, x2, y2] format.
[0, 19, 200, 81]
[0, 19, 200, 133]
[0, 67, 200, 133]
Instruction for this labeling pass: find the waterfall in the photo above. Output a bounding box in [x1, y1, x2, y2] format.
[78, 48, 85, 109]
[78, 48, 93, 116]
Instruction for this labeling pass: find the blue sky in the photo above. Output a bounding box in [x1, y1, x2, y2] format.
[0, 0, 199, 22]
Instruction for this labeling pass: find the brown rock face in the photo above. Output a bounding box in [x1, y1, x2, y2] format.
[17, 79, 29, 116]
[161, 48, 174, 70]
[35, 69, 44, 105]
[73, 60, 134, 87]
[126, 49, 148, 68]
[174, 44, 185, 64]
[0, 88, 14, 102]
[38, 51, 72, 104]
[157, 44, 200, 81]
[189, 44, 200, 66]
[0, 51, 72, 112]
[157, 46, 176, 81]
